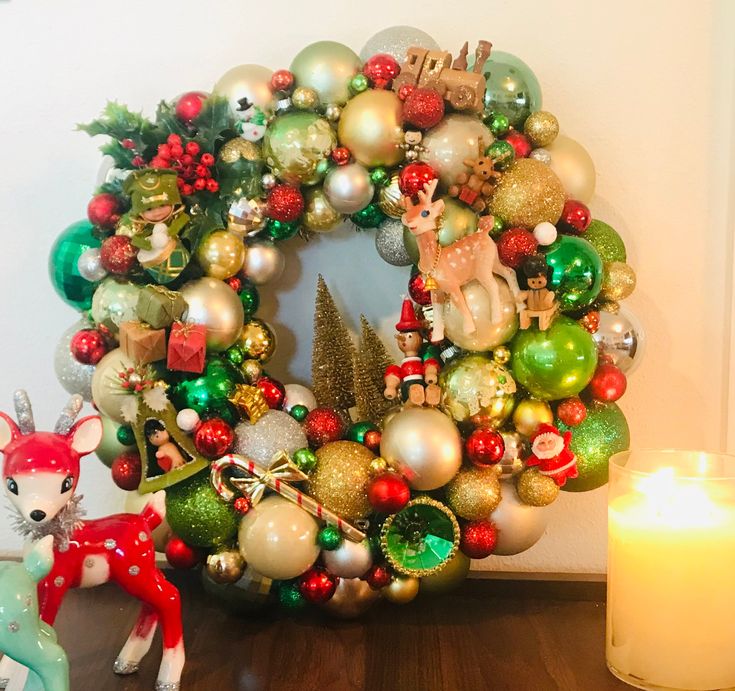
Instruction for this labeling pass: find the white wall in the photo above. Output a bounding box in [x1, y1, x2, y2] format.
[0, 0, 733, 572]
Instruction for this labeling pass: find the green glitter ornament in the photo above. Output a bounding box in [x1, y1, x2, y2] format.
[289, 404, 309, 423]
[584, 219, 627, 263]
[48, 220, 101, 311]
[545, 235, 603, 311]
[116, 425, 136, 447]
[265, 218, 300, 241]
[346, 421, 378, 445]
[239, 283, 260, 317]
[351, 203, 386, 229]
[485, 110, 510, 137]
[278, 581, 307, 610]
[292, 447, 317, 473]
[317, 525, 343, 551]
[486, 140, 515, 171]
[370, 167, 389, 186]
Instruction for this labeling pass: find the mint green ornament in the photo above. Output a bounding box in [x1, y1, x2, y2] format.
[96, 414, 136, 467]
[48, 220, 101, 311]
[545, 235, 603, 311]
[585, 219, 627, 263]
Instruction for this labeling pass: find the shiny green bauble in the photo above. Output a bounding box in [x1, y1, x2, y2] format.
[346, 421, 378, 444]
[585, 219, 627, 263]
[545, 235, 603, 311]
[239, 283, 260, 318]
[48, 220, 101, 311]
[91, 278, 141, 333]
[403, 196, 477, 263]
[116, 425, 136, 446]
[511, 316, 598, 401]
[170, 357, 244, 424]
[290, 404, 309, 423]
[486, 139, 515, 170]
[351, 203, 386, 229]
[485, 110, 510, 137]
[265, 218, 300, 241]
[293, 447, 317, 473]
[317, 525, 343, 551]
[96, 414, 136, 467]
[166, 471, 239, 548]
[557, 401, 630, 492]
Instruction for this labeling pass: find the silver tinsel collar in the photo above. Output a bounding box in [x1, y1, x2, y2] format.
[10, 495, 85, 550]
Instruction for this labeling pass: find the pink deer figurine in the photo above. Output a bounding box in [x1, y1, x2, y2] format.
[0, 391, 185, 691]
[402, 179, 523, 342]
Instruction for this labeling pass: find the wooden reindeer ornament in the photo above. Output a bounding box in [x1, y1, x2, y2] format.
[401, 179, 523, 342]
[447, 138, 501, 212]
[0, 391, 185, 691]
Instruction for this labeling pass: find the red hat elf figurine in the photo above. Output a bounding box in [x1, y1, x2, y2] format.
[525, 423, 579, 486]
[384, 299, 441, 407]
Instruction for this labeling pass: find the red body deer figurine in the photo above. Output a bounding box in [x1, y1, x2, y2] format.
[0, 391, 185, 691]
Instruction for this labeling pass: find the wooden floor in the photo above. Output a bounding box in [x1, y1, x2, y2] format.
[52, 571, 628, 691]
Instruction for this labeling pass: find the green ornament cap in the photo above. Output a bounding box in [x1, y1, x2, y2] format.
[124, 168, 183, 217]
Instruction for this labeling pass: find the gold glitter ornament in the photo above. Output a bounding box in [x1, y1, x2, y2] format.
[516, 468, 560, 507]
[523, 111, 560, 148]
[489, 158, 566, 229]
[446, 466, 502, 520]
[493, 346, 511, 365]
[240, 359, 263, 383]
[206, 549, 246, 584]
[237, 319, 276, 363]
[600, 262, 636, 301]
[370, 457, 388, 475]
[307, 441, 375, 521]
[218, 138, 262, 165]
[512, 398, 553, 437]
[378, 174, 404, 218]
[292, 86, 319, 110]
[382, 576, 420, 604]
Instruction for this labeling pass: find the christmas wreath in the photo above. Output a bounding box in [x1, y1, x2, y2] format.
[47, 26, 641, 614]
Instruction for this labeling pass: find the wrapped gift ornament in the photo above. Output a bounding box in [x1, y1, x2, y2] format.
[136, 284, 187, 329]
[118, 321, 167, 365]
[167, 321, 207, 373]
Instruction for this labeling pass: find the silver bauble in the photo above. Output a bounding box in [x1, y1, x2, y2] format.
[592, 306, 644, 375]
[240, 241, 285, 285]
[54, 321, 95, 401]
[492, 478, 549, 555]
[234, 410, 308, 464]
[323, 163, 374, 214]
[77, 248, 108, 282]
[283, 384, 317, 412]
[322, 538, 373, 579]
[360, 25, 440, 62]
[375, 219, 412, 266]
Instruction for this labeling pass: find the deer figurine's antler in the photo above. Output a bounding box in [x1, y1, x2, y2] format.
[13, 389, 35, 435]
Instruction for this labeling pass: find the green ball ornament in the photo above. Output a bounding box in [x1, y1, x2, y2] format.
[490, 215, 504, 237]
[292, 447, 317, 473]
[289, 404, 309, 423]
[170, 357, 244, 424]
[96, 414, 136, 467]
[351, 202, 386, 229]
[585, 219, 627, 263]
[166, 471, 239, 547]
[116, 425, 136, 446]
[487, 140, 515, 171]
[278, 581, 307, 610]
[48, 220, 101, 311]
[485, 110, 510, 137]
[370, 167, 389, 187]
[558, 401, 630, 492]
[225, 345, 245, 367]
[511, 316, 598, 401]
[350, 73, 370, 94]
[545, 235, 603, 311]
[317, 525, 343, 550]
[265, 218, 300, 241]
[239, 283, 260, 318]
[346, 421, 378, 445]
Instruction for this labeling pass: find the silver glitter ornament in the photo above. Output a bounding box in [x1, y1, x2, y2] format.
[360, 26, 440, 62]
[77, 248, 108, 282]
[54, 321, 96, 401]
[234, 410, 308, 465]
[529, 147, 552, 165]
[375, 219, 412, 266]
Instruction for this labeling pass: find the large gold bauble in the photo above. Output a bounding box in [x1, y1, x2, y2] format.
[91, 348, 135, 424]
[382, 576, 420, 604]
[181, 277, 244, 352]
[439, 354, 516, 428]
[378, 174, 404, 218]
[303, 187, 343, 233]
[290, 40, 361, 106]
[217, 138, 262, 165]
[320, 577, 381, 619]
[523, 111, 560, 148]
[512, 398, 553, 437]
[338, 89, 405, 168]
[196, 230, 246, 280]
[600, 261, 636, 301]
[403, 196, 477, 263]
[237, 319, 276, 363]
[546, 134, 596, 203]
[446, 466, 502, 520]
[212, 64, 274, 113]
[306, 441, 375, 521]
[516, 468, 560, 507]
[489, 158, 566, 229]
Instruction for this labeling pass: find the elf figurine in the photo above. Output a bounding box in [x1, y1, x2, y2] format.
[145, 419, 188, 473]
[123, 168, 191, 284]
[525, 423, 579, 486]
[384, 299, 441, 407]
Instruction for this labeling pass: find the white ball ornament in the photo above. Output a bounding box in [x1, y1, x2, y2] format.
[533, 221, 558, 246]
[322, 538, 373, 579]
[283, 384, 317, 412]
[176, 408, 200, 433]
[77, 248, 107, 282]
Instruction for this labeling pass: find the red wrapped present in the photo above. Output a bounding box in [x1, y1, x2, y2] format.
[119, 321, 166, 365]
[167, 321, 207, 373]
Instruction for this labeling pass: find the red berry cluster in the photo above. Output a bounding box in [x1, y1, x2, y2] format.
[150, 134, 218, 196]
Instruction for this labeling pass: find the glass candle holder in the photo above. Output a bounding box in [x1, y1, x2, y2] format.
[607, 450, 735, 691]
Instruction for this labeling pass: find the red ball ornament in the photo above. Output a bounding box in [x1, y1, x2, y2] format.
[466, 428, 505, 467]
[70, 328, 108, 365]
[398, 161, 438, 199]
[267, 184, 304, 223]
[331, 146, 351, 166]
[397, 84, 415, 101]
[225, 276, 243, 293]
[111, 451, 142, 491]
[497, 228, 539, 268]
[303, 408, 345, 448]
[256, 375, 286, 409]
[233, 496, 252, 515]
[363, 429, 382, 453]
[556, 397, 588, 427]
[165, 536, 200, 570]
[408, 272, 432, 306]
[175, 91, 207, 123]
[362, 54, 401, 89]
[363, 564, 392, 590]
[367, 472, 410, 514]
[270, 69, 295, 94]
[588, 363, 627, 402]
[579, 310, 600, 334]
[100, 235, 137, 275]
[402, 87, 445, 129]
[87, 193, 121, 230]
[460, 520, 498, 559]
[298, 567, 338, 604]
[193, 418, 234, 459]
[504, 131, 532, 159]
[559, 199, 592, 234]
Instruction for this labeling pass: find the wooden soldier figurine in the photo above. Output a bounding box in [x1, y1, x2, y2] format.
[519, 253, 558, 331]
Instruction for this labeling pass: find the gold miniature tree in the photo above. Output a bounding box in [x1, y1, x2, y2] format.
[352, 315, 394, 423]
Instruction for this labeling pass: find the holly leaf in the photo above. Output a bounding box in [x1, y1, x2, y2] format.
[192, 96, 237, 150]
[154, 100, 190, 137]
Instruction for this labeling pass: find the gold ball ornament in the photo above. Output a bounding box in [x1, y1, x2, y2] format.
[302, 187, 343, 233]
[512, 398, 553, 437]
[369, 457, 388, 475]
[601, 262, 636, 301]
[292, 86, 319, 110]
[382, 576, 420, 605]
[516, 468, 560, 507]
[320, 577, 381, 619]
[546, 134, 596, 203]
[213, 64, 274, 113]
[289, 40, 361, 106]
[196, 230, 246, 280]
[419, 551, 470, 595]
[378, 174, 404, 218]
[306, 441, 375, 521]
[338, 89, 405, 168]
[493, 346, 511, 365]
[217, 138, 262, 165]
[181, 277, 244, 352]
[91, 348, 135, 423]
[240, 358, 263, 384]
[237, 319, 276, 363]
[206, 549, 246, 584]
[446, 466, 502, 520]
[489, 158, 566, 229]
[523, 111, 560, 148]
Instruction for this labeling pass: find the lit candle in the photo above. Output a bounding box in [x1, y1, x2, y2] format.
[607, 450, 735, 691]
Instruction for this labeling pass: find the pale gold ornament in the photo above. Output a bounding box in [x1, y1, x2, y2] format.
[523, 111, 560, 148]
[382, 576, 420, 604]
[240, 359, 263, 384]
[601, 261, 636, 301]
[320, 577, 381, 619]
[546, 134, 596, 203]
[181, 277, 244, 351]
[493, 478, 549, 555]
[206, 549, 246, 584]
[292, 86, 319, 110]
[302, 187, 343, 233]
[290, 40, 361, 106]
[446, 466, 502, 520]
[213, 63, 274, 113]
[516, 468, 560, 507]
[378, 174, 404, 218]
[369, 458, 388, 475]
[512, 398, 553, 437]
[196, 230, 246, 280]
[239, 241, 284, 285]
[217, 138, 262, 165]
[237, 319, 276, 363]
[91, 348, 135, 423]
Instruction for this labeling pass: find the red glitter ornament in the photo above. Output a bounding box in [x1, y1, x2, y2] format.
[267, 184, 304, 223]
[257, 375, 286, 409]
[556, 397, 587, 427]
[225, 277, 243, 293]
[175, 91, 207, 123]
[165, 536, 200, 570]
[460, 520, 498, 559]
[331, 146, 351, 166]
[270, 69, 295, 94]
[193, 418, 234, 459]
[402, 87, 445, 129]
[408, 272, 432, 306]
[298, 567, 338, 604]
[497, 228, 539, 268]
[100, 235, 137, 275]
[397, 84, 415, 101]
[363, 564, 392, 590]
[111, 451, 142, 491]
[579, 310, 600, 334]
[70, 328, 109, 365]
[559, 199, 592, 234]
[362, 54, 401, 89]
[466, 429, 505, 467]
[87, 193, 121, 229]
[363, 429, 382, 453]
[398, 161, 438, 199]
[588, 363, 627, 402]
[233, 496, 252, 515]
[367, 472, 410, 514]
[504, 131, 532, 159]
[303, 407, 345, 447]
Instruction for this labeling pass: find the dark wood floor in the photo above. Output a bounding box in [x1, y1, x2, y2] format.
[52, 571, 628, 691]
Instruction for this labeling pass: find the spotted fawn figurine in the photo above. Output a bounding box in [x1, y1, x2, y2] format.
[0, 391, 185, 691]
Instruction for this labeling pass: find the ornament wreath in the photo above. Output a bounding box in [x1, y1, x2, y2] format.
[45, 26, 642, 619]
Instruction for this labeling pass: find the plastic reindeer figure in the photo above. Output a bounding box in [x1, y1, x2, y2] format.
[0, 391, 185, 691]
[401, 179, 523, 342]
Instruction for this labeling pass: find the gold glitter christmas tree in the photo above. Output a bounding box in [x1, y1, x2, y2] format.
[353, 315, 393, 423]
[311, 275, 356, 413]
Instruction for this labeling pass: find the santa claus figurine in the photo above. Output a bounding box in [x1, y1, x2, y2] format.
[525, 423, 579, 486]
